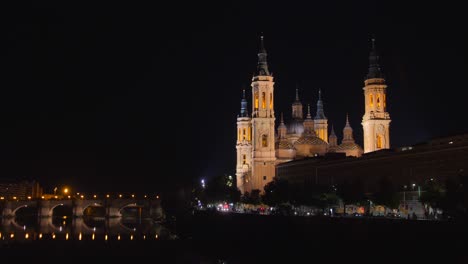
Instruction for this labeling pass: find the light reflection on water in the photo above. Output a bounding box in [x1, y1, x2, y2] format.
[0, 216, 174, 243]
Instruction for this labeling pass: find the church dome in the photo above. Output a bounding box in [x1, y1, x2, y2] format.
[276, 140, 295, 149]
[294, 135, 327, 146]
[336, 142, 361, 150]
[287, 119, 304, 135]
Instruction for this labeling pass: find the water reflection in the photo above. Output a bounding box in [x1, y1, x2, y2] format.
[0, 216, 174, 242]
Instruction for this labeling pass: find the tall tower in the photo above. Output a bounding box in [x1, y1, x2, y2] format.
[251, 35, 276, 193]
[314, 89, 328, 142]
[236, 89, 252, 193]
[292, 87, 303, 120]
[362, 38, 391, 153]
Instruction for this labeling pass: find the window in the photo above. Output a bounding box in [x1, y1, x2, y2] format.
[254, 92, 259, 109]
[262, 134, 268, 147]
[262, 92, 266, 109]
[269, 93, 273, 109]
[263, 176, 267, 181]
[377, 134, 383, 149]
[242, 154, 246, 164]
[242, 128, 246, 140]
[377, 95, 381, 108]
[370, 94, 374, 107]
[383, 94, 386, 108]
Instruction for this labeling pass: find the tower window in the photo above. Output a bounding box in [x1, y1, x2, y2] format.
[269, 93, 273, 109]
[383, 94, 386, 108]
[262, 92, 266, 109]
[377, 135, 383, 149]
[262, 134, 268, 147]
[254, 92, 259, 109]
[242, 154, 246, 165]
[377, 95, 381, 108]
[263, 176, 267, 181]
[370, 94, 374, 107]
[243, 128, 246, 140]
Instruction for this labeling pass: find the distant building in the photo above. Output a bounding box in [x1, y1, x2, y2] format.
[235, 36, 390, 194]
[276, 132, 468, 193]
[0, 180, 43, 200]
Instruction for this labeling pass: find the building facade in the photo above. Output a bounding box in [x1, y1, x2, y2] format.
[236, 36, 388, 193]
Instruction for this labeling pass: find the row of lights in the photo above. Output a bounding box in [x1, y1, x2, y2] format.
[0, 232, 159, 241]
[0, 194, 160, 201]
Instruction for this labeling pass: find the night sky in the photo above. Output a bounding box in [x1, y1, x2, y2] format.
[1, 2, 467, 194]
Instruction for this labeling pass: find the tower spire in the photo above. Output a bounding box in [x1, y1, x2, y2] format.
[345, 113, 351, 127]
[367, 37, 383, 79]
[330, 125, 336, 136]
[295, 86, 300, 101]
[280, 112, 285, 124]
[255, 34, 270, 76]
[306, 104, 312, 119]
[315, 89, 326, 120]
[239, 88, 248, 117]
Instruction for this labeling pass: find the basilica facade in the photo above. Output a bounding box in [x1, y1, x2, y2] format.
[235, 36, 391, 194]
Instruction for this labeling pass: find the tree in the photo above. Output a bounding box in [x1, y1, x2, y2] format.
[262, 177, 289, 206]
[202, 174, 241, 204]
[374, 177, 399, 209]
[337, 177, 366, 214]
[420, 178, 443, 209]
[241, 189, 261, 205]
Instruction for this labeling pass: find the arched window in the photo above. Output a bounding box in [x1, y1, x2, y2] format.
[242, 128, 246, 140]
[242, 154, 246, 165]
[269, 93, 273, 109]
[248, 127, 251, 141]
[370, 94, 374, 107]
[376, 135, 383, 149]
[262, 134, 268, 147]
[254, 92, 259, 109]
[377, 95, 381, 108]
[262, 92, 266, 109]
[238, 128, 241, 141]
[383, 94, 386, 108]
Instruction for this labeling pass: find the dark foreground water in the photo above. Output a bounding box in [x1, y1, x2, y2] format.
[1, 211, 467, 263]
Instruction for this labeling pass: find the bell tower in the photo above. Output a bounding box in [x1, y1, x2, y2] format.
[362, 38, 391, 153]
[251, 35, 276, 193]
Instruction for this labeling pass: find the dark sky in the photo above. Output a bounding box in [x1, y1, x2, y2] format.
[1, 2, 467, 194]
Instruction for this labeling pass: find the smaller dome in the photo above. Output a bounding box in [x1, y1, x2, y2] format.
[287, 119, 304, 135]
[336, 142, 361, 150]
[294, 135, 327, 146]
[276, 140, 295, 150]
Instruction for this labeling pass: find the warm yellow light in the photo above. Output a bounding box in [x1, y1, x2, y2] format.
[0, 197, 4, 200]
[93, 194, 97, 198]
[67, 196, 71, 199]
[80, 195, 84, 199]
[156, 195, 159, 199]
[10, 233, 14, 239]
[25, 233, 29, 239]
[13, 196, 17, 200]
[63, 188, 69, 194]
[117, 235, 121, 241]
[0, 233, 2, 239]
[131, 194, 135, 198]
[144, 195, 147, 198]
[54, 196, 58, 199]
[52, 233, 56, 239]
[105, 234, 108, 241]
[106, 194, 110, 198]
[39, 233, 42, 239]
[27, 196, 31, 200]
[130, 235, 133, 240]
[79, 233, 82, 240]
[143, 235, 146, 240]
[41, 196, 45, 199]
[66, 233, 69, 240]
[155, 234, 158, 239]
[92, 233, 95, 240]
[119, 194, 122, 198]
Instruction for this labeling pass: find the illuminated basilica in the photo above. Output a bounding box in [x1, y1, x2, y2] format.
[236, 36, 391, 194]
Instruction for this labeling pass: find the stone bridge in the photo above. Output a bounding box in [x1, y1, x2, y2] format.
[0, 198, 163, 219]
